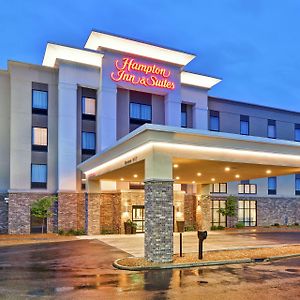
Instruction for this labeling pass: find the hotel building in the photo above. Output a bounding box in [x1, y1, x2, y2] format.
[0, 31, 300, 262]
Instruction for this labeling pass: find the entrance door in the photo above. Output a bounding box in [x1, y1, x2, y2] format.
[132, 205, 145, 233]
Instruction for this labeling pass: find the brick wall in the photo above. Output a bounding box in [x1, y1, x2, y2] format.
[8, 193, 57, 234]
[0, 194, 8, 234]
[184, 194, 196, 229]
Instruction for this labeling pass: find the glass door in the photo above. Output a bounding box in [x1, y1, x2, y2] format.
[132, 205, 145, 233]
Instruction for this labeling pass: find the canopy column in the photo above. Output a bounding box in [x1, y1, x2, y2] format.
[86, 178, 100, 235]
[144, 151, 174, 263]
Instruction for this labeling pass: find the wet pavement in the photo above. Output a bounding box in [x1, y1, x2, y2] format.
[0, 239, 299, 299]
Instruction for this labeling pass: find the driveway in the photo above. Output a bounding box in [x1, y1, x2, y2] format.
[78, 231, 300, 257]
[0, 239, 299, 299]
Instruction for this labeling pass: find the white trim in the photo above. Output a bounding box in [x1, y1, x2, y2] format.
[181, 71, 221, 89]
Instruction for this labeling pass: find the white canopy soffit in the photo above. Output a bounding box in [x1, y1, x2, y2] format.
[42, 43, 104, 68]
[181, 71, 221, 89]
[85, 31, 196, 66]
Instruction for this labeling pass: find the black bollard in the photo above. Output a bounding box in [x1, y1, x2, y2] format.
[197, 231, 207, 260]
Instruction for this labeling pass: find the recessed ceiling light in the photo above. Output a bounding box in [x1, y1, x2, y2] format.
[120, 178, 124, 181]
[235, 174, 240, 178]
[192, 181, 195, 184]
[225, 167, 230, 171]
[173, 164, 179, 168]
[133, 174, 138, 178]
[266, 170, 272, 174]
[197, 172, 202, 176]
[211, 178, 215, 181]
[175, 176, 180, 180]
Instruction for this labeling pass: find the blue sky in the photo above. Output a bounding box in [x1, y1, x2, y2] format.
[1, 0, 300, 110]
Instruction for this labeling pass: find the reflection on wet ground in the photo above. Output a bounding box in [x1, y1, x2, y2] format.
[0, 239, 299, 299]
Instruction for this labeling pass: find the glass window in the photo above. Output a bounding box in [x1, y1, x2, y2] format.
[181, 104, 187, 128]
[82, 132, 96, 150]
[238, 183, 257, 194]
[295, 124, 300, 142]
[240, 115, 249, 135]
[32, 127, 47, 146]
[211, 199, 227, 227]
[31, 164, 47, 188]
[268, 119, 276, 138]
[209, 110, 219, 131]
[130, 103, 151, 121]
[82, 97, 96, 115]
[211, 183, 227, 194]
[32, 90, 48, 110]
[295, 174, 300, 195]
[238, 200, 257, 226]
[268, 177, 277, 195]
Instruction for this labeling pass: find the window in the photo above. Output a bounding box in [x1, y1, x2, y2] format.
[238, 200, 257, 226]
[211, 183, 227, 194]
[238, 181, 257, 194]
[82, 132, 96, 155]
[31, 164, 47, 189]
[181, 104, 187, 128]
[268, 119, 276, 139]
[211, 199, 227, 227]
[32, 127, 48, 151]
[295, 174, 300, 195]
[132, 206, 145, 233]
[268, 177, 277, 195]
[82, 97, 96, 120]
[32, 90, 48, 114]
[209, 110, 219, 131]
[130, 103, 152, 121]
[295, 124, 300, 142]
[240, 115, 249, 135]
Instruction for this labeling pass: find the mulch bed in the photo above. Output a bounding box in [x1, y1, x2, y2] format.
[118, 245, 300, 267]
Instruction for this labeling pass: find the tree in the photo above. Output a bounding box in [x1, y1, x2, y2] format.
[31, 196, 57, 234]
[218, 195, 237, 228]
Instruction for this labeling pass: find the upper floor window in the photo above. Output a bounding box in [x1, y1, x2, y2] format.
[238, 182, 257, 194]
[295, 174, 300, 195]
[240, 115, 249, 135]
[32, 127, 48, 151]
[268, 177, 277, 195]
[82, 132, 96, 155]
[268, 119, 276, 139]
[209, 110, 219, 131]
[130, 103, 152, 123]
[31, 164, 47, 189]
[295, 124, 300, 142]
[181, 104, 187, 128]
[82, 97, 96, 120]
[32, 90, 48, 114]
[211, 183, 227, 194]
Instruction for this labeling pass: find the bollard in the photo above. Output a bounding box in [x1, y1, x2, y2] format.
[197, 231, 207, 260]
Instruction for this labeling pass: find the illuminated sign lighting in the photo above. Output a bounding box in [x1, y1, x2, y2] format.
[110, 57, 175, 90]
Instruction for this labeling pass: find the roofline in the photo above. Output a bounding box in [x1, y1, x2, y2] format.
[8, 60, 57, 72]
[209, 96, 300, 115]
[86, 29, 196, 57]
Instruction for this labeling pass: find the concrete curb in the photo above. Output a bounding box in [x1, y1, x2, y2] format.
[113, 253, 300, 271]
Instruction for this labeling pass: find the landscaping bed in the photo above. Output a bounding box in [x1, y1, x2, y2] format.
[115, 245, 300, 270]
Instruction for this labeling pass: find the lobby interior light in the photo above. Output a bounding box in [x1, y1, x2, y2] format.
[120, 178, 124, 181]
[192, 181, 195, 184]
[175, 176, 180, 180]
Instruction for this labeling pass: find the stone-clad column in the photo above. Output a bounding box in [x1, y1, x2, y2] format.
[144, 152, 173, 263]
[144, 179, 174, 262]
[86, 179, 100, 235]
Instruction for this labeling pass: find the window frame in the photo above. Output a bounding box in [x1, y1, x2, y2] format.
[32, 89, 48, 115]
[81, 131, 96, 155]
[211, 199, 227, 227]
[209, 110, 220, 131]
[240, 115, 249, 135]
[211, 183, 227, 194]
[267, 119, 276, 139]
[32, 126, 48, 152]
[238, 200, 257, 227]
[295, 174, 300, 195]
[31, 163, 47, 189]
[129, 102, 152, 124]
[268, 176, 277, 195]
[82, 96, 96, 120]
[238, 184, 257, 194]
[295, 124, 300, 142]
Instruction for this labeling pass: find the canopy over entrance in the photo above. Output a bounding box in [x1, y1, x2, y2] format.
[78, 124, 300, 263]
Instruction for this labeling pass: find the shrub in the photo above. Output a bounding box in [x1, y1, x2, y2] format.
[294, 222, 299, 226]
[211, 225, 225, 231]
[58, 229, 85, 236]
[217, 225, 225, 230]
[272, 223, 280, 227]
[235, 222, 245, 229]
[185, 225, 196, 232]
[101, 229, 114, 234]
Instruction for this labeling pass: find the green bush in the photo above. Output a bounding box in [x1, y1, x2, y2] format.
[217, 225, 225, 230]
[211, 225, 225, 231]
[235, 222, 245, 229]
[58, 229, 85, 236]
[184, 225, 195, 232]
[101, 229, 114, 234]
[272, 223, 280, 227]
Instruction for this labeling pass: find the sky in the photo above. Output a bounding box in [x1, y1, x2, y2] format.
[1, 0, 300, 111]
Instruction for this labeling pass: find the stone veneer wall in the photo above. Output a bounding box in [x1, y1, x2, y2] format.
[8, 193, 57, 234]
[257, 197, 300, 226]
[196, 195, 212, 231]
[0, 194, 8, 234]
[144, 180, 174, 263]
[184, 194, 197, 229]
[58, 193, 85, 232]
